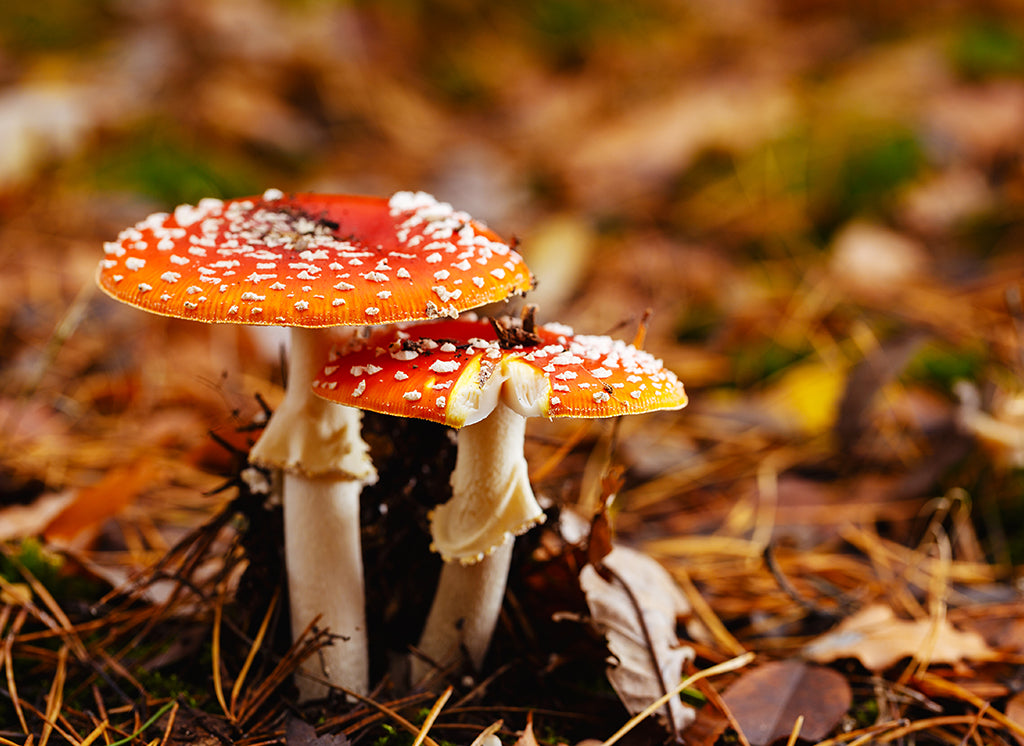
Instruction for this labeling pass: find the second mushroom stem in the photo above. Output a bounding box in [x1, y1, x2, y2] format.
[413, 401, 542, 684]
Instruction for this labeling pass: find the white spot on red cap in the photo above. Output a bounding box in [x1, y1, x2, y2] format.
[429, 359, 461, 374]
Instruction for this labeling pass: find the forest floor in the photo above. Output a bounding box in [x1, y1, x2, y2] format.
[2, 0, 1024, 743]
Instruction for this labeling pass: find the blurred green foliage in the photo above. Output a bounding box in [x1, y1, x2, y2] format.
[950, 19, 1024, 80]
[731, 340, 811, 389]
[81, 127, 268, 206]
[902, 339, 988, 393]
[0, 538, 102, 605]
[0, 0, 115, 53]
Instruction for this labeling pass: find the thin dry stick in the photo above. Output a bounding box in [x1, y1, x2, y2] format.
[915, 673, 1024, 739]
[7, 696, 80, 745]
[211, 592, 231, 721]
[411, 687, 453, 746]
[815, 719, 910, 746]
[693, 675, 752, 746]
[959, 702, 988, 746]
[671, 566, 746, 657]
[875, 714, 1006, 742]
[230, 590, 279, 715]
[468, 721, 504, 746]
[39, 645, 69, 746]
[600, 651, 756, 746]
[158, 701, 180, 746]
[784, 715, 804, 746]
[78, 721, 108, 746]
[4, 606, 29, 733]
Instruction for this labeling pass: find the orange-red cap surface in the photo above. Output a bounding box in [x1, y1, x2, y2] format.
[312, 318, 687, 427]
[97, 190, 533, 326]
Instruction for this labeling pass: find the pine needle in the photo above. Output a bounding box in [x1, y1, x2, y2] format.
[230, 589, 279, 716]
[600, 652, 755, 746]
[411, 686, 452, 746]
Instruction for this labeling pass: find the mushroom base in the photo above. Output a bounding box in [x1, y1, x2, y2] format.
[411, 540, 513, 686]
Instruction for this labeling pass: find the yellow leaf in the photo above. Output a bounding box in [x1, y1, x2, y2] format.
[762, 360, 845, 435]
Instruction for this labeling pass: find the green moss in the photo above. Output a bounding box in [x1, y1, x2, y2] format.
[133, 669, 202, 708]
[901, 340, 987, 392]
[0, 0, 115, 53]
[730, 341, 811, 389]
[833, 130, 924, 220]
[78, 126, 267, 206]
[950, 20, 1024, 80]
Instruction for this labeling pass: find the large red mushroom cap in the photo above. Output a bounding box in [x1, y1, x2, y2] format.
[311, 317, 688, 426]
[97, 189, 533, 326]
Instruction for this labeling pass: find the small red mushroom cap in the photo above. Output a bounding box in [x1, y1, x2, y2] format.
[311, 317, 687, 425]
[97, 190, 533, 326]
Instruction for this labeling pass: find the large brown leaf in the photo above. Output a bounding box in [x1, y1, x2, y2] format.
[580, 545, 696, 739]
[722, 660, 852, 746]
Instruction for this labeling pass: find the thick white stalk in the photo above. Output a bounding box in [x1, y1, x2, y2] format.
[412, 542, 513, 686]
[249, 326, 375, 700]
[284, 472, 367, 700]
[413, 402, 541, 684]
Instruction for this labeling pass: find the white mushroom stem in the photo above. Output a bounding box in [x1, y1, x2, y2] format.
[283, 471, 368, 700]
[249, 326, 376, 701]
[413, 401, 543, 683]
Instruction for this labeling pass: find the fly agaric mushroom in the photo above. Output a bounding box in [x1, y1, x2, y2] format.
[96, 189, 533, 699]
[310, 312, 687, 683]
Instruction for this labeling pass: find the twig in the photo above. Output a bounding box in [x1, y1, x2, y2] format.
[784, 715, 804, 746]
[212, 591, 231, 721]
[692, 674, 752, 746]
[762, 543, 846, 619]
[106, 701, 177, 746]
[600, 652, 756, 746]
[230, 589, 279, 717]
[39, 645, 68, 746]
[4, 606, 29, 733]
[411, 687, 452, 746]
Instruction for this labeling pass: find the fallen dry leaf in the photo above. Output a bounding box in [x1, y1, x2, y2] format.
[580, 545, 696, 739]
[43, 460, 159, 547]
[0, 491, 74, 542]
[721, 659, 852, 746]
[803, 603, 998, 672]
[1007, 691, 1024, 746]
